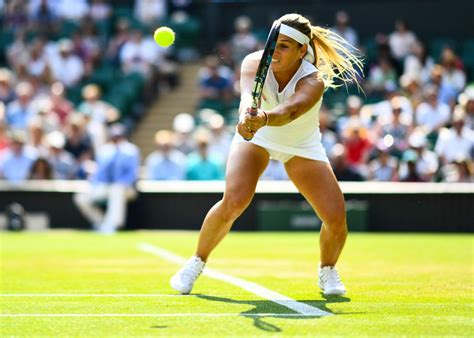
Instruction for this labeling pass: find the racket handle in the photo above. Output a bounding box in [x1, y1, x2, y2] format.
[249, 101, 258, 116]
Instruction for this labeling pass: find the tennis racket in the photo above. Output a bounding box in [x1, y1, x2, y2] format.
[249, 20, 281, 115]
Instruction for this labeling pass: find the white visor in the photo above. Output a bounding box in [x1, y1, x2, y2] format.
[279, 23, 315, 63]
[280, 24, 309, 45]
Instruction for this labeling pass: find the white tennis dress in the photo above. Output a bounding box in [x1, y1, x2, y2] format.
[233, 59, 329, 163]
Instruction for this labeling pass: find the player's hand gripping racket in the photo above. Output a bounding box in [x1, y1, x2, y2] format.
[249, 20, 281, 116]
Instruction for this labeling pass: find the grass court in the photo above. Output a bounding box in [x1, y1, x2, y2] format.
[1, 231, 472, 337]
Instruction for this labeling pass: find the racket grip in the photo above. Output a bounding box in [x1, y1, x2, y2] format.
[249, 101, 258, 116]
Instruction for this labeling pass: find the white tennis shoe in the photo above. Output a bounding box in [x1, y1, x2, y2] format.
[318, 265, 346, 296]
[170, 256, 205, 294]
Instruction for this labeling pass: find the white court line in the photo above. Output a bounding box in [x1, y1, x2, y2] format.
[1, 313, 318, 318]
[138, 243, 331, 317]
[0, 294, 188, 297]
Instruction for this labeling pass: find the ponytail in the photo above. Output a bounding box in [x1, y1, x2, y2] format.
[310, 26, 364, 90]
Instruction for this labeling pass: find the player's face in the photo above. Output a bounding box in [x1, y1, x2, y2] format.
[271, 34, 306, 72]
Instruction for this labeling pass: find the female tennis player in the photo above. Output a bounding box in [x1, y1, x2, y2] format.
[171, 13, 363, 296]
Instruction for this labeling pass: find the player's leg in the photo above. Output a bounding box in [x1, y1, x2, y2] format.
[284, 156, 348, 295]
[170, 141, 269, 294]
[196, 141, 270, 261]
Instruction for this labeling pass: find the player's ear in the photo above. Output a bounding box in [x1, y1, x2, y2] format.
[300, 44, 308, 59]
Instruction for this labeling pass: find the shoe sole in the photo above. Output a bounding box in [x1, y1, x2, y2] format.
[318, 283, 346, 296]
[170, 278, 192, 294]
[323, 289, 346, 296]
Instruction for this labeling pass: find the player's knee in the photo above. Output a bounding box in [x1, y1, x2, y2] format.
[221, 194, 252, 221]
[323, 212, 347, 235]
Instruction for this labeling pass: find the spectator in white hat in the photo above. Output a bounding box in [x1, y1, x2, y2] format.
[399, 128, 438, 181]
[45, 130, 77, 179]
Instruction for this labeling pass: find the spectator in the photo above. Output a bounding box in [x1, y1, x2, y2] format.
[120, 28, 177, 93]
[319, 108, 337, 155]
[28, 0, 59, 37]
[441, 158, 473, 183]
[403, 41, 434, 85]
[77, 84, 118, 125]
[105, 18, 131, 67]
[331, 10, 359, 49]
[377, 97, 412, 156]
[29, 157, 53, 179]
[70, 23, 101, 73]
[4, 0, 29, 32]
[440, 47, 466, 94]
[388, 19, 417, 62]
[458, 87, 474, 130]
[399, 149, 424, 182]
[198, 55, 234, 109]
[55, 0, 89, 22]
[399, 129, 439, 181]
[134, 0, 167, 28]
[185, 128, 224, 180]
[0, 131, 37, 183]
[5, 81, 36, 131]
[415, 85, 450, 134]
[336, 95, 370, 134]
[73, 123, 140, 234]
[0, 122, 8, 154]
[6, 29, 28, 70]
[341, 118, 373, 174]
[62, 114, 94, 179]
[207, 113, 232, 160]
[230, 16, 259, 65]
[48, 82, 74, 126]
[0, 68, 16, 105]
[172, 113, 195, 155]
[365, 57, 398, 95]
[367, 142, 398, 181]
[429, 65, 458, 107]
[89, 0, 112, 22]
[146, 130, 186, 180]
[399, 74, 423, 110]
[434, 108, 473, 166]
[25, 118, 48, 156]
[64, 114, 93, 160]
[119, 29, 159, 78]
[45, 130, 77, 179]
[197, 55, 234, 85]
[31, 98, 61, 133]
[329, 143, 364, 181]
[373, 33, 402, 76]
[23, 38, 51, 83]
[48, 39, 85, 87]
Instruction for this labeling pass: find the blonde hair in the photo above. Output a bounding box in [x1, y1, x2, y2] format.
[279, 13, 364, 89]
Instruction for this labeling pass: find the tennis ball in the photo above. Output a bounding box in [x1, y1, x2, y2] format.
[153, 27, 175, 47]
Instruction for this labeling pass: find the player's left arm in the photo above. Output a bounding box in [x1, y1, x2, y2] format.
[265, 73, 324, 126]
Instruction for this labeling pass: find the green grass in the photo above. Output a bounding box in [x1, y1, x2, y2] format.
[0, 231, 473, 337]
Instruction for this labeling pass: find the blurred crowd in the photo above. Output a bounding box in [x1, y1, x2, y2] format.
[191, 12, 474, 183]
[0, 0, 186, 183]
[0, 3, 473, 184]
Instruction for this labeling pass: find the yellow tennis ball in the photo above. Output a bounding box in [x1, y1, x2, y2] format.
[153, 27, 175, 47]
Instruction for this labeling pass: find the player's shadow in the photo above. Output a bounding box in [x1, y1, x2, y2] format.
[197, 294, 351, 333]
